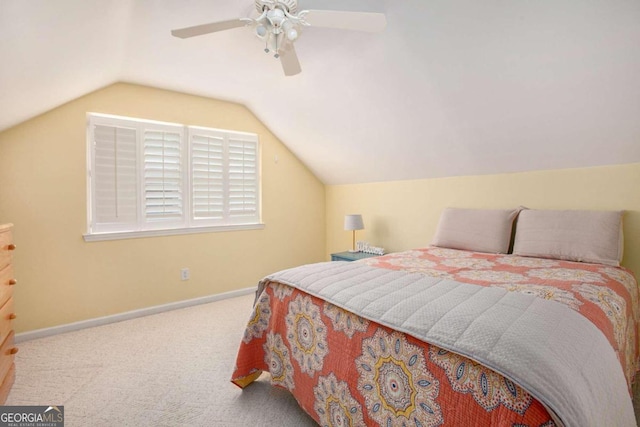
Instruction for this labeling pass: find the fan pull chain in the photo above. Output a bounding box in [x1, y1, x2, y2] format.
[274, 36, 279, 58]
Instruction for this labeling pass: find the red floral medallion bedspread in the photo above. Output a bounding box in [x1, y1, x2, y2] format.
[231, 247, 639, 426]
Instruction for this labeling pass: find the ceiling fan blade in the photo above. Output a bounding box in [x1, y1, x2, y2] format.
[171, 19, 246, 39]
[280, 44, 302, 77]
[299, 0, 384, 13]
[303, 10, 386, 32]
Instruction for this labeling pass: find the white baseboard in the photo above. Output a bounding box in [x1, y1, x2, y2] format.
[16, 287, 256, 343]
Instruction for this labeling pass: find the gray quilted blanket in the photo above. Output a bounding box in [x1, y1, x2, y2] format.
[260, 261, 636, 427]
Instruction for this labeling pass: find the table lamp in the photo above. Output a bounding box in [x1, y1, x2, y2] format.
[344, 214, 364, 252]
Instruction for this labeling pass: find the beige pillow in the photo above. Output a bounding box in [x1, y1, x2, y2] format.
[431, 208, 521, 254]
[512, 210, 624, 266]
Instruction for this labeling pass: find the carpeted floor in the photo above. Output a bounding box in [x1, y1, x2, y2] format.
[7, 293, 640, 426]
[7, 293, 315, 426]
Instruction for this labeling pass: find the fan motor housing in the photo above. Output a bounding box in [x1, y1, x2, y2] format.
[255, 0, 298, 14]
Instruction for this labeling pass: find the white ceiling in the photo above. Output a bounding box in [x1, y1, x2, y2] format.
[1, 0, 640, 185]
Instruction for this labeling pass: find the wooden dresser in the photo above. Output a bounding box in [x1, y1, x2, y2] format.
[0, 224, 18, 403]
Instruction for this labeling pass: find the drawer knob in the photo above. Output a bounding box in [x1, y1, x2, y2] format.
[9, 348, 18, 355]
[8, 279, 16, 286]
[6, 244, 16, 251]
[8, 314, 16, 320]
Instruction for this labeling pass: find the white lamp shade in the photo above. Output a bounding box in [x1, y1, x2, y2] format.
[344, 214, 364, 231]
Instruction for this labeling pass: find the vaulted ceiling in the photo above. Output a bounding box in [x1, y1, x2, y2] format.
[1, 0, 639, 184]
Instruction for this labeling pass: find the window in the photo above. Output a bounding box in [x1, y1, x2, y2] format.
[86, 113, 261, 240]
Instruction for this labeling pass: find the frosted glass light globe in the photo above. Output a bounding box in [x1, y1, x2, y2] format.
[287, 28, 298, 40]
[267, 8, 285, 26]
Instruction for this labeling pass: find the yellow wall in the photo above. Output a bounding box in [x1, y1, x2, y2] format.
[2, 82, 638, 334]
[326, 163, 640, 277]
[0, 83, 326, 333]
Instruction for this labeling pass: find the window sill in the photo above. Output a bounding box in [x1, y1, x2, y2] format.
[83, 223, 265, 242]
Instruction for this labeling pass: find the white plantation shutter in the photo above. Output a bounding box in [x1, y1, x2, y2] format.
[143, 128, 184, 224]
[189, 128, 260, 225]
[191, 133, 225, 220]
[228, 135, 258, 222]
[90, 121, 138, 232]
[87, 114, 260, 238]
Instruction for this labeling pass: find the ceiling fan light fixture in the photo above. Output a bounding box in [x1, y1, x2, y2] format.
[281, 20, 298, 41]
[256, 24, 267, 37]
[267, 8, 286, 26]
[252, 5, 303, 57]
[286, 28, 298, 41]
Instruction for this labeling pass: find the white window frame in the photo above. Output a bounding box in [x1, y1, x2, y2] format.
[85, 113, 263, 242]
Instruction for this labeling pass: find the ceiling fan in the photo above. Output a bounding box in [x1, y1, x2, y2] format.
[171, 0, 387, 76]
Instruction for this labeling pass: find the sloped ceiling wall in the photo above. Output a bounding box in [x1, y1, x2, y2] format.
[1, 0, 639, 184]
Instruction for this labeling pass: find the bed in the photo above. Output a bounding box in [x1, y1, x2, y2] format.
[231, 208, 639, 426]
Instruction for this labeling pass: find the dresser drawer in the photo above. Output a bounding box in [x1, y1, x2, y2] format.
[0, 229, 14, 272]
[0, 298, 15, 345]
[0, 363, 16, 405]
[0, 363, 15, 405]
[0, 266, 16, 309]
[0, 331, 17, 387]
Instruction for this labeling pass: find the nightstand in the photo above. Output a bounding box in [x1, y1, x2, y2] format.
[331, 251, 380, 262]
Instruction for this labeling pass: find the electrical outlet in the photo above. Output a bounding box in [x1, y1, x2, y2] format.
[180, 268, 190, 281]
